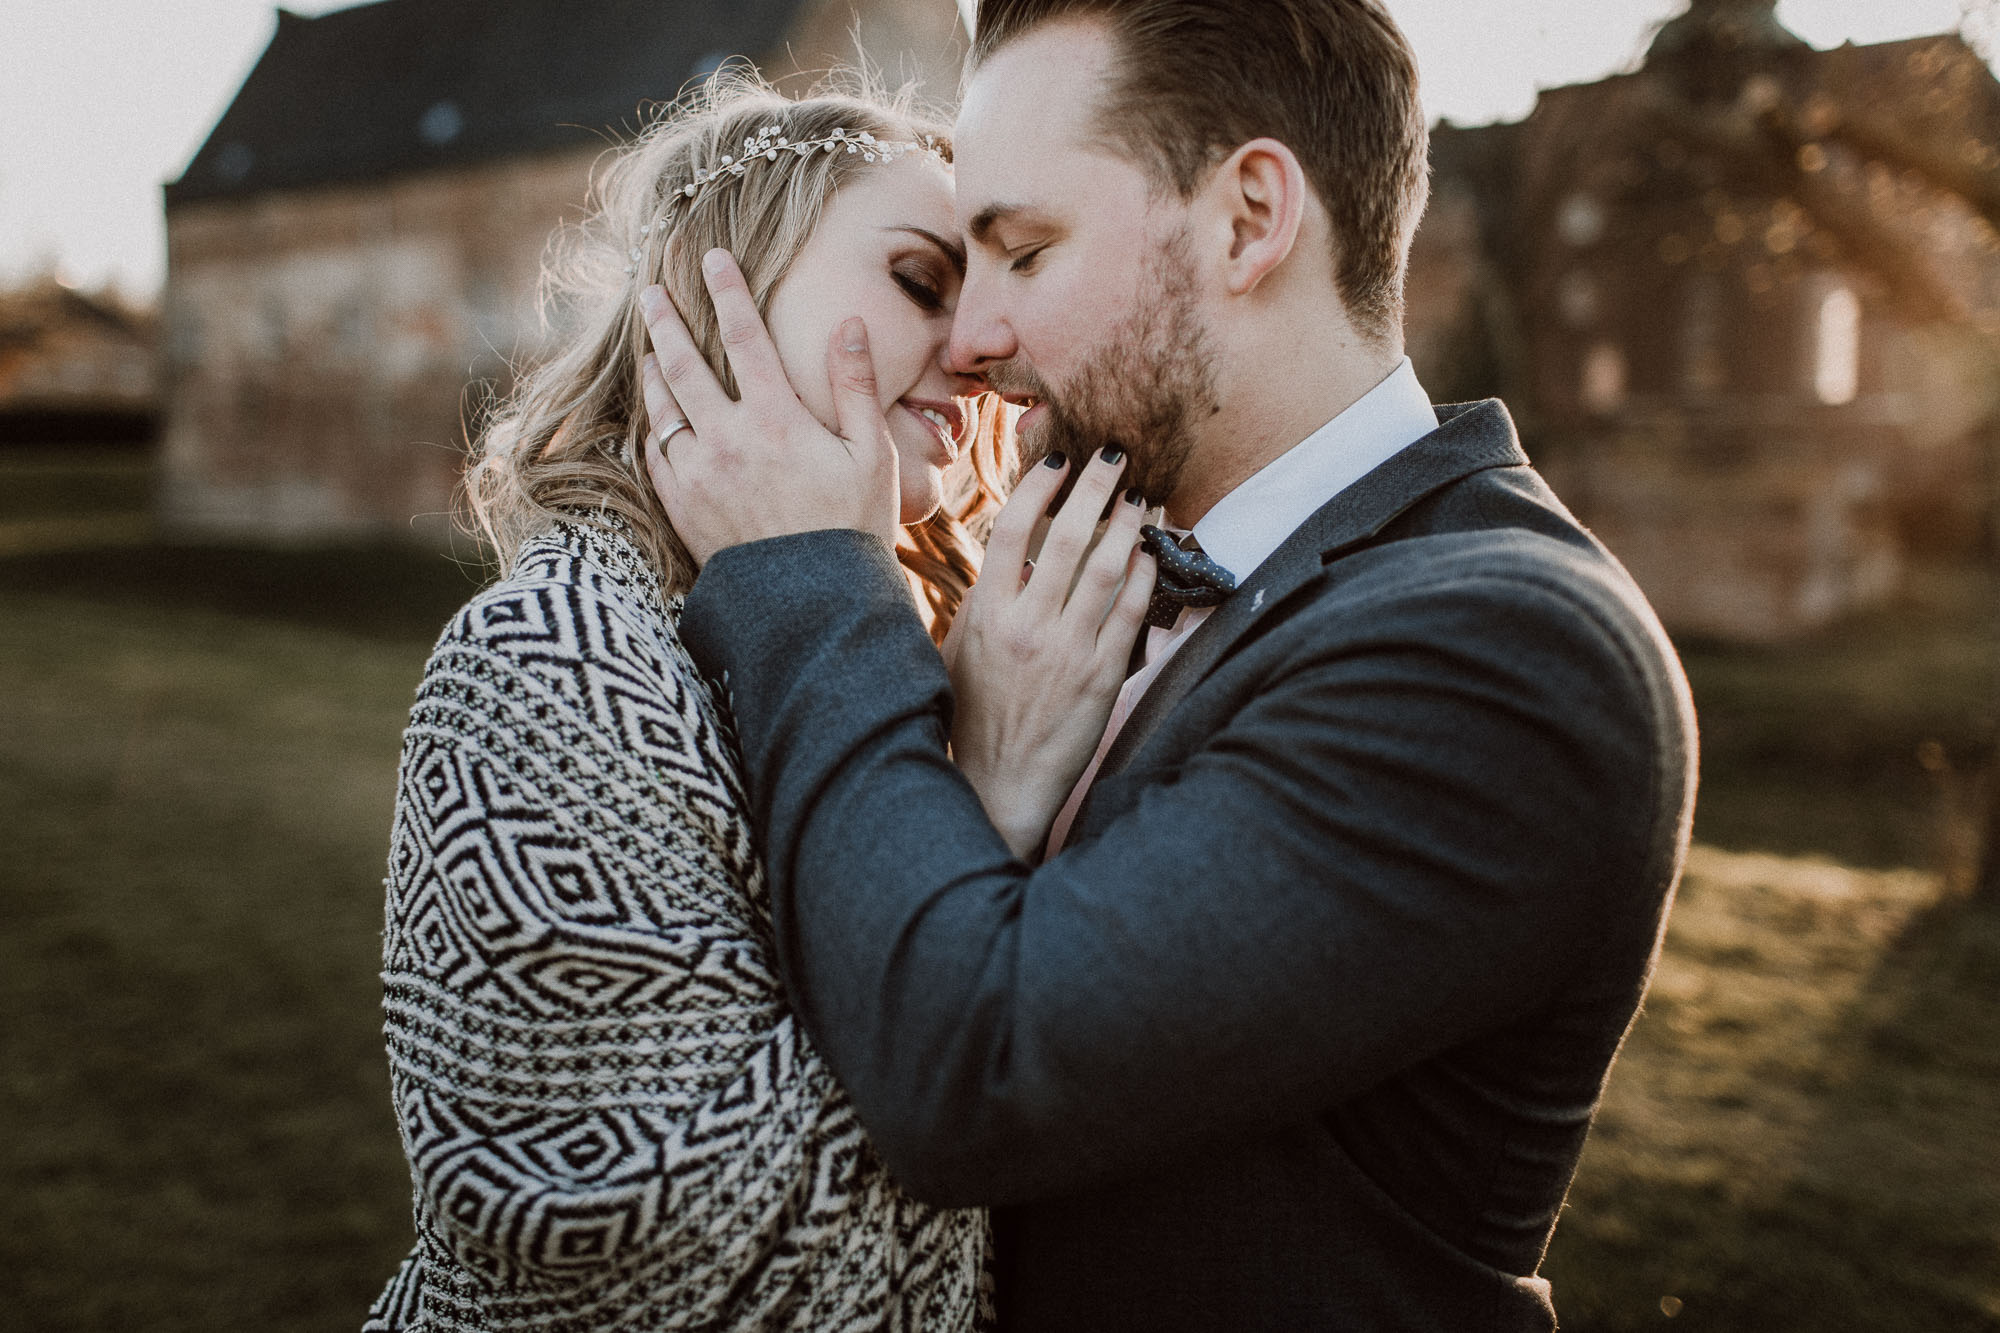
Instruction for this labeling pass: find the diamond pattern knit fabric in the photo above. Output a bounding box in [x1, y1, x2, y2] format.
[365, 519, 987, 1331]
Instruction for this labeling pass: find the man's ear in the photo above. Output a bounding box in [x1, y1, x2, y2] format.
[1213, 138, 1306, 297]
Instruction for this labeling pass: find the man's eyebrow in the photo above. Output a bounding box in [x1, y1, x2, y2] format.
[966, 202, 1027, 246]
[884, 225, 966, 275]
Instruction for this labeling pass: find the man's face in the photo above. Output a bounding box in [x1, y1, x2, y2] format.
[951, 20, 1219, 505]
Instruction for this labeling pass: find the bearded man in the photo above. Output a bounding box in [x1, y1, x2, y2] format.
[636, 1, 1696, 1328]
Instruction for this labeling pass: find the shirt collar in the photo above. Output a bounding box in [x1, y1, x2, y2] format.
[1190, 357, 1438, 583]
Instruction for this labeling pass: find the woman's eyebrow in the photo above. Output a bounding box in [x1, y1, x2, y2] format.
[884, 225, 966, 276]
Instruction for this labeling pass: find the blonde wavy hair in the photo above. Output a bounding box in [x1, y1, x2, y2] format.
[464, 70, 1012, 638]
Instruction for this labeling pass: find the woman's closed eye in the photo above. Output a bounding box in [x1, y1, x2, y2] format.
[893, 262, 952, 313]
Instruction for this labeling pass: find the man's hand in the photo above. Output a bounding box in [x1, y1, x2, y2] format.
[637, 249, 900, 565]
[944, 447, 1156, 858]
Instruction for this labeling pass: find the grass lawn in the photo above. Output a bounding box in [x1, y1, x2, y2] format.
[1, 447, 1995, 1329]
[1541, 849, 2000, 1330]
[1677, 564, 1997, 874]
[0, 448, 480, 1327]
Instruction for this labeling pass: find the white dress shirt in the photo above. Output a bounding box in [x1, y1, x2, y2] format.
[1042, 356, 1439, 859]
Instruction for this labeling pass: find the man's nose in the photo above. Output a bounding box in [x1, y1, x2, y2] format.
[947, 270, 1016, 375]
[941, 357, 989, 394]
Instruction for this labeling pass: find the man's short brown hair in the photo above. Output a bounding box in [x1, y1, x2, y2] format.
[970, 0, 1429, 342]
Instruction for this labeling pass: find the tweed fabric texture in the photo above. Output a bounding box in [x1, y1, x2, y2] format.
[365, 519, 986, 1331]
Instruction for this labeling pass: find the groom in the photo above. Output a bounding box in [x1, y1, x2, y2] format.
[642, 0, 1695, 1327]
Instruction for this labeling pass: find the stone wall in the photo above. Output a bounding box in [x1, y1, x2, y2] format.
[1535, 411, 1902, 643]
[159, 0, 967, 546]
[161, 150, 593, 542]
[1408, 34, 2000, 642]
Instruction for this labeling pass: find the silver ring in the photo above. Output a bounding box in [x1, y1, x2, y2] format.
[654, 418, 694, 452]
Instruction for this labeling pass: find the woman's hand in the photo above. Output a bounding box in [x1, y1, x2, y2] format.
[944, 447, 1156, 859]
[636, 253, 900, 564]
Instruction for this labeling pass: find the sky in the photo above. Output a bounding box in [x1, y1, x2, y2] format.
[0, 0, 1982, 301]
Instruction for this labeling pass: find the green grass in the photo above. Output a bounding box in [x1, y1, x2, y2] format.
[0, 447, 155, 522]
[1542, 849, 2000, 1330]
[1, 449, 1995, 1329]
[1678, 565, 1997, 872]
[0, 526, 477, 1329]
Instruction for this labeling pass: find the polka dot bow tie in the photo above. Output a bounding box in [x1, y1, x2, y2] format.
[1138, 524, 1237, 629]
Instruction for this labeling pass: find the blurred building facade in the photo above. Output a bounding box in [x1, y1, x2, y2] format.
[0, 278, 158, 446]
[168, 0, 2000, 640]
[1409, 0, 2000, 640]
[161, 0, 965, 543]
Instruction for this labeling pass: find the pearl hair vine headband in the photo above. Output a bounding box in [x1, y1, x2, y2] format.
[626, 124, 942, 274]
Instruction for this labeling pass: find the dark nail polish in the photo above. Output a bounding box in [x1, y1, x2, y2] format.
[1043, 451, 1068, 470]
[1124, 487, 1144, 506]
[1099, 445, 1124, 465]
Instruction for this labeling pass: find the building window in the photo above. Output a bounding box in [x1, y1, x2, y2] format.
[1581, 342, 1629, 415]
[1682, 273, 1725, 396]
[1559, 193, 1607, 248]
[335, 299, 371, 360]
[260, 295, 288, 360]
[1814, 283, 1861, 405]
[167, 306, 203, 369]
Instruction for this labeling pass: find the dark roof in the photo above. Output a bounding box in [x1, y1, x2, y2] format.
[0, 281, 153, 349]
[166, 0, 808, 206]
[1645, 0, 1807, 68]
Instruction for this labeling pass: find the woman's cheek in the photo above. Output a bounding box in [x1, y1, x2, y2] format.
[771, 340, 837, 430]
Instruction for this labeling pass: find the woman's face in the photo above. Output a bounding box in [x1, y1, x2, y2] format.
[766, 151, 973, 525]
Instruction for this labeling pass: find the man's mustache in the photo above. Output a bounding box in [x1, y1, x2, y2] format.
[981, 362, 1053, 410]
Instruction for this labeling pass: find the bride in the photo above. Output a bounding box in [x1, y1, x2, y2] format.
[365, 72, 1150, 1331]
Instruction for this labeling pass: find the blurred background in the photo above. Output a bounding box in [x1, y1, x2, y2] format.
[2, 0, 1996, 1328]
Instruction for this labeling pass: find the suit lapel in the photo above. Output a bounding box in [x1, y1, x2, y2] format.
[1093, 400, 1528, 784]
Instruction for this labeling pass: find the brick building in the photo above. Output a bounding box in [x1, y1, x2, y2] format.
[167, 0, 2000, 639]
[1409, 0, 2000, 639]
[161, 0, 965, 542]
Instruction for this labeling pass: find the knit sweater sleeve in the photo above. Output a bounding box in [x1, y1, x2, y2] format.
[374, 533, 983, 1330]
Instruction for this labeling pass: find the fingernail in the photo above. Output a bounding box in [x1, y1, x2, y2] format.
[1042, 451, 1068, 470]
[1099, 445, 1124, 465]
[1124, 487, 1144, 506]
[638, 286, 665, 317]
[841, 317, 868, 353]
[642, 353, 658, 373]
[703, 249, 729, 276]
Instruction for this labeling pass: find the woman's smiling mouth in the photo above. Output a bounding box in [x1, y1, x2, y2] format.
[900, 398, 964, 461]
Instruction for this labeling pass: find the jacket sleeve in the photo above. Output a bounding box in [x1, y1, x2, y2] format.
[380, 572, 872, 1308]
[678, 529, 1675, 1207]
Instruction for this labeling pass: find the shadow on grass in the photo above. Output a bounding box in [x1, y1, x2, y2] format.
[1545, 859, 2000, 1332]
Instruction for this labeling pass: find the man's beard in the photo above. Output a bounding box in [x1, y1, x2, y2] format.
[991, 231, 1218, 507]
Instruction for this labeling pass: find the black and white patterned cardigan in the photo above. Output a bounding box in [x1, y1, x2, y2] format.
[366, 519, 987, 1332]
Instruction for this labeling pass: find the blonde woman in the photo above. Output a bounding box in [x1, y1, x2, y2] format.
[365, 74, 1150, 1331]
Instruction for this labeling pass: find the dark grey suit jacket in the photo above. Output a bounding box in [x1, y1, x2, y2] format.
[678, 401, 1697, 1331]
